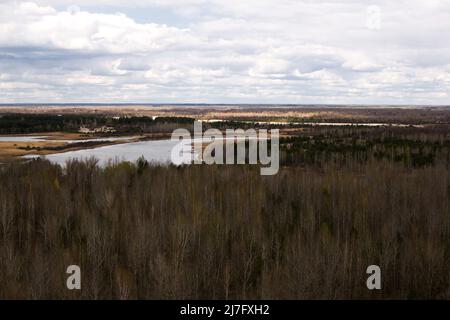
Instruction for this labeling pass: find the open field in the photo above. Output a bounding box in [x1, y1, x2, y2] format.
[0, 140, 65, 160]
[2, 104, 450, 124]
[0, 132, 91, 160]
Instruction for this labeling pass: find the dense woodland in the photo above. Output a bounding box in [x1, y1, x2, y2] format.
[0, 114, 194, 134]
[280, 126, 450, 168]
[0, 123, 448, 299]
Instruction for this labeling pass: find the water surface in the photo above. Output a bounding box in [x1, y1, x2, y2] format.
[24, 139, 190, 166]
[22, 136, 262, 166]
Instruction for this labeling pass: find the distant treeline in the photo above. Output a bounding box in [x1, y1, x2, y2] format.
[0, 114, 195, 134]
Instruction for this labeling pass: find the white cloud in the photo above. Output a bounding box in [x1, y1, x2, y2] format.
[0, 0, 449, 103]
[0, 2, 191, 53]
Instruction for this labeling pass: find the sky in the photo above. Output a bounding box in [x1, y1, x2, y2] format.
[0, 0, 450, 104]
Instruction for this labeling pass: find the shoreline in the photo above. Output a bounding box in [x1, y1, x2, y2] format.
[0, 132, 173, 162]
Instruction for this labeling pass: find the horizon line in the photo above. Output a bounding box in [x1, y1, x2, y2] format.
[0, 103, 450, 108]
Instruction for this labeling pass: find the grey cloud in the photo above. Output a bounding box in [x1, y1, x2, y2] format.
[0, 0, 449, 104]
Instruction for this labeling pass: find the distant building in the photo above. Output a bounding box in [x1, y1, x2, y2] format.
[79, 126, 116, 134]
[79, 126, 92, 134]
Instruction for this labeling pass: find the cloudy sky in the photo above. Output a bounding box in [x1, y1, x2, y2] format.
[0, 0, 450, 104]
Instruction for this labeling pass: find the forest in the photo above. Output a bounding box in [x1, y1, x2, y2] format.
[0, 123, 448, 299]
[0, 114, 195, 134]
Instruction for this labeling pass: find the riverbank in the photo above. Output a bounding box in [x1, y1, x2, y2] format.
[0, 128, 299, 163]
[0, 132, 173, 162]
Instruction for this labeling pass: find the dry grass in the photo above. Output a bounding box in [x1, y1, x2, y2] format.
[2, 105, 450, 124]
[0, 133, 146, 161]
[0, 141, 67, 160]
